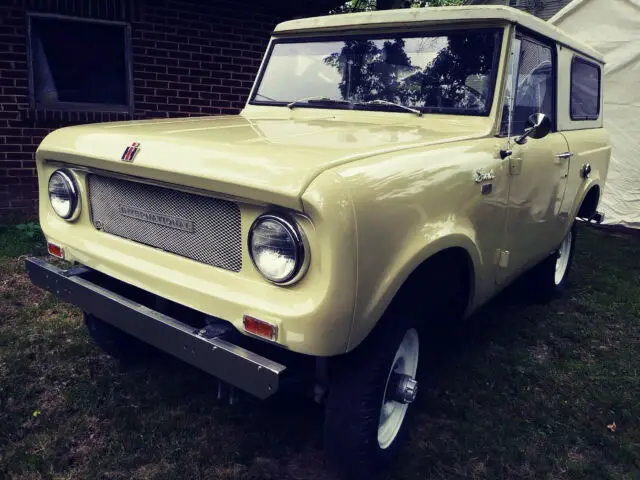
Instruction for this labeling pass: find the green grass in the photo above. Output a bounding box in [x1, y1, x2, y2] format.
[0, 222, 46, 265]
[1, 224, 639, 479]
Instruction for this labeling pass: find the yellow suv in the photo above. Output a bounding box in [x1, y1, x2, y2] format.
[28, 6, 610, 478]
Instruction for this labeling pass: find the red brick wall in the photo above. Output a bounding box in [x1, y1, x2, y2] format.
[0, 0, 281, 218]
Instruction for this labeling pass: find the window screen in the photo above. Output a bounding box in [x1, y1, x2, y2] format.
[512, 38, 554, 134]
[29, 15, 131, 111]
[501, 36, 554, 136]
[571, 57, 600, 120]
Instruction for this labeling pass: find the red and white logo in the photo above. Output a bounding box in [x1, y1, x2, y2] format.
[121, 142, 141, 162]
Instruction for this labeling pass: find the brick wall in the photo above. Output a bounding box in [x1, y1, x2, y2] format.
[0, 0, 283, 218]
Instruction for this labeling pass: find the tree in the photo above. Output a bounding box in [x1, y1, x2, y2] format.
[325, 0, 482, 108]
[413, 31, 498, 111]
[376, 0, 408, 9]
[335, 0, 464, 13]
[321, 29, 499, 112]
[324, 38, 413, 103]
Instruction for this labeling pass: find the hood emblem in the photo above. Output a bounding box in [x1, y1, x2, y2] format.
[121, 142, 141, 162]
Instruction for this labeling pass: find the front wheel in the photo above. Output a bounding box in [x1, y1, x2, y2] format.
[324, 320, 420, 478]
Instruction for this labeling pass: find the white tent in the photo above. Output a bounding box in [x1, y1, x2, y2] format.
[550, 0, 640, 229]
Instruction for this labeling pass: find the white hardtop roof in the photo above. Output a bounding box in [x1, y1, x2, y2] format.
[274, 5, 604, 63]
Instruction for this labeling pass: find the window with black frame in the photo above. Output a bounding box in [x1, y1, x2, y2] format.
[571, 57, 600, 120]
[501, 36, 554, 136]
[252, 29, 503, 116]
[28, 15, 132, 112]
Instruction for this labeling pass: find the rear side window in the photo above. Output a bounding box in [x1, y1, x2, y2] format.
[571, 57, 601, 120]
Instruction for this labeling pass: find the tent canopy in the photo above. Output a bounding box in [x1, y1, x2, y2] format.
[551, 0, 640, 229]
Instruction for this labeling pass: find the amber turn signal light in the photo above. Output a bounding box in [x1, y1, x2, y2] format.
[243, 315, 277, 341]
[47, 242, 64, 259]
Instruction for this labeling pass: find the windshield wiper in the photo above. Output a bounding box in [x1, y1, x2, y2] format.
[286, 97, 422, 117]
[254, 92, 280, 102]
[359, 100, 423, 117]
[287, 96, 351, 110]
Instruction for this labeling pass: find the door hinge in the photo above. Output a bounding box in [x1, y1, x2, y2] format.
[496, 249, 511, 268]
[509, 156, 522, 176]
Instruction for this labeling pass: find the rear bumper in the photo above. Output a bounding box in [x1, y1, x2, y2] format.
[26, 257, 286, 399]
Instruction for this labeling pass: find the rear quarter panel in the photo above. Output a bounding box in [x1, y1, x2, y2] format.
[560, 128, 611, 223]
[555, 44, 610, 225]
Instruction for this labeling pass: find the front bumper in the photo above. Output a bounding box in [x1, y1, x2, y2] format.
[26, 257, 286, 399]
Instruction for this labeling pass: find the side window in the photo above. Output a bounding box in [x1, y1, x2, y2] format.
[571, 57, 600, 120]
[501, 36, 554, 136]
[512, 38, 554, 134]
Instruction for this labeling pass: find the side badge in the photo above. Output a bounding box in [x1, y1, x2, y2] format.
[474, 169, 496, 183]
[474, 168, 495, 195]
[481, 183, 493, 195]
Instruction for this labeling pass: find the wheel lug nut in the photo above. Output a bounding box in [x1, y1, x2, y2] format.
[391, 373, 418, 404]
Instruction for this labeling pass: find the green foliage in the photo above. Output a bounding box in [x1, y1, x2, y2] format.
[14, 222, 43, 241]
[336, 0, 464, 13]
[0, 222, 45, 263]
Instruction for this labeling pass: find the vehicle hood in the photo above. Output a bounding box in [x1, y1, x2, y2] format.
[38, 112, 489, 211]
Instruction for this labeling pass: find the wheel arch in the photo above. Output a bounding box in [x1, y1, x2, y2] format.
[392, 245, 475, 315]
[347, 234, 480, 352]
[576, 183, 601, 219]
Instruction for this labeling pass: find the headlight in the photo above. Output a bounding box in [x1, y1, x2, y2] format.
[48, 170, 79, 220]
[249, 214, 305, 284]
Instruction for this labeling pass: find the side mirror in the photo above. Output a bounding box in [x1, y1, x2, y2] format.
[515, 113, 552, 145]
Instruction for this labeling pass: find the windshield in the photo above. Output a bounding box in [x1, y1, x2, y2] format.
[251, 28, 503, 116]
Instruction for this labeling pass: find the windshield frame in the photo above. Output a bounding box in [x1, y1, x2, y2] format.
[248, 27, 505, 117]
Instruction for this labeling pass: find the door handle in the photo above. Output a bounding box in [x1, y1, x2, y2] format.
[555, 152, 574, 159]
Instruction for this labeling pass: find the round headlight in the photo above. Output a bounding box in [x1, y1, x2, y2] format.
[48, 170, 79, 220]
[249, 215, 305, 284]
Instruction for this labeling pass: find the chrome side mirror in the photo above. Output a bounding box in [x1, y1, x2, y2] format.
[515, 113, 552, 145]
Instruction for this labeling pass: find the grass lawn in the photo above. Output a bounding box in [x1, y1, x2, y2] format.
[1, 222, 639, 479]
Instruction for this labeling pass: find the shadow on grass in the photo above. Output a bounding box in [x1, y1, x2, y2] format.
[82, 278, 568, 479]
[1, 224, 639, 479]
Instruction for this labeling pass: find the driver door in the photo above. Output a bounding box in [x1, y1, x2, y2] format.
[498, 34, 571, 285]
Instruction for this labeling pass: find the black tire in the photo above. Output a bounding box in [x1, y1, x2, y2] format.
[84, 313, 155, 363]
[324, 311, 421, 479]
[527, 224, 577, 302]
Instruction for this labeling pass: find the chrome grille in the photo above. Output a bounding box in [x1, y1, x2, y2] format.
[87, 175, 242, 272]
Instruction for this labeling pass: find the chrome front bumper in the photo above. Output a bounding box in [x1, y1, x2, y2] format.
[25, 258, 286, 399]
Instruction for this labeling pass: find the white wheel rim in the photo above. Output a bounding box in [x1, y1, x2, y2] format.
[378, 328, 419, 450]
[554, 230, 572, 285]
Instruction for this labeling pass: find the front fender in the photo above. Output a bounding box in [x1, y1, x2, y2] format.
[347, 227, 481, 350]
[332, 138, 510, 352]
